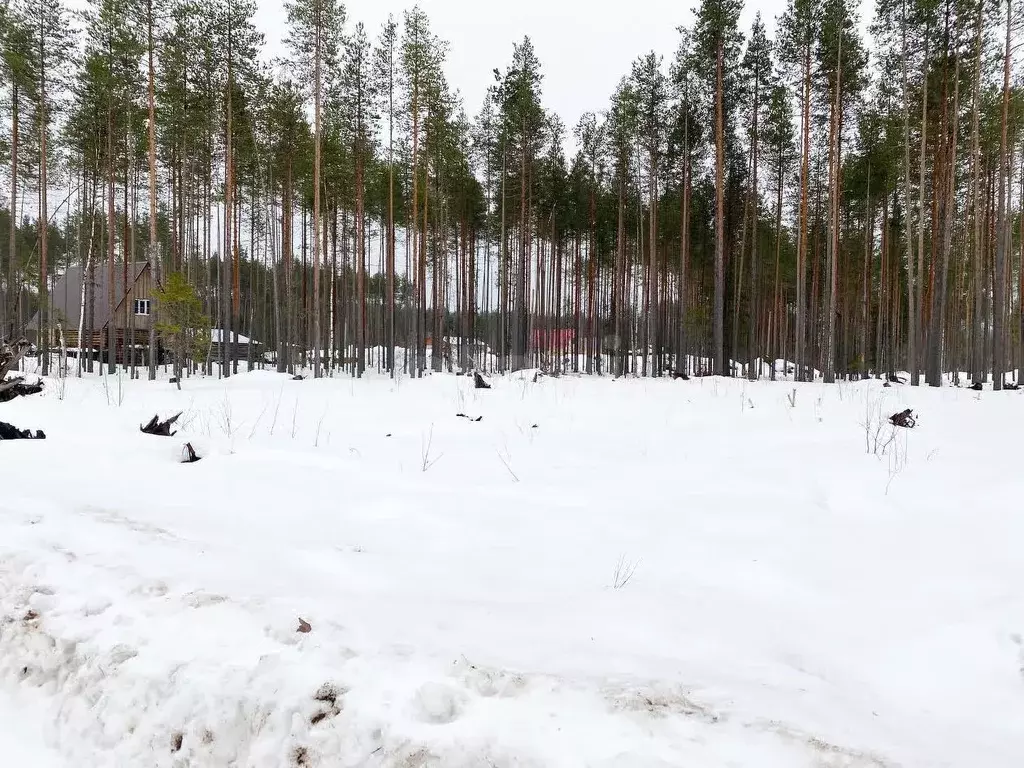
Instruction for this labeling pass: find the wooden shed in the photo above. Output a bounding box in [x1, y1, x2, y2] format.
[208, 329, 263, 361]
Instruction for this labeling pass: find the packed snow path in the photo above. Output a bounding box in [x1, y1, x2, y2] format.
[1, 370, 1023, 767]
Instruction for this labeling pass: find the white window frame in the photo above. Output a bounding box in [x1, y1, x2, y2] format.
[134, 299, 151, 316]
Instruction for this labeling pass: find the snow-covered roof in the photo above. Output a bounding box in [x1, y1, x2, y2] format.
[210, 329, 258, 344]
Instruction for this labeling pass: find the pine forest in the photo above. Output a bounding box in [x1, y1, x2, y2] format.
[2, 0, 1023, 388]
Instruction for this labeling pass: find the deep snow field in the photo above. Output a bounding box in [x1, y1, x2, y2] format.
[1, 365, 1022, 767]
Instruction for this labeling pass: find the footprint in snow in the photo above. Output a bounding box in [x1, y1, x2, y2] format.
[412, 682, 465, 725]
[182, 591, 228, 608]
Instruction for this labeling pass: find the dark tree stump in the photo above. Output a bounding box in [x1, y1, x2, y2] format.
[141, 412, 182, 437]
[473, 372, 491, 389]
[969, 382, 983, 391]
[181, 442, 201, 463]
[889, 409, 917, 429]
[0, 421, 46, 440]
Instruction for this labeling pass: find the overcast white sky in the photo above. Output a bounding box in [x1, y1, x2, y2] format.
[253, 0, 805, 132]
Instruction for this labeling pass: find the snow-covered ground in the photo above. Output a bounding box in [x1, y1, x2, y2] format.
[1, 367, 1022, 767]
[0, 688, 64, 766]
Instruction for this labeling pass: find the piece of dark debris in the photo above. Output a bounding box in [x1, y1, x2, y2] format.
[0, 421, 45, 440]
[141, 412, 182, 437]
[170, 732, 183, 753]
[297, 617, 312, 634]
[181, 442, 201, 463]
[889, 408, 917, 429]
[314, 683, 341, 705]
[310, 682, 345, 725]
[473, 371, 491, 389]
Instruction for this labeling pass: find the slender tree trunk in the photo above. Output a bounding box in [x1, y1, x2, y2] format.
[970, 0, 984, 384]
[312, 8, 323, 378]
[222, 27, 234, 379]
[747, 66, 761, 381]
[824, 31, 842, 384]
[928, 38, 960, 387]
[713, 37, 726, 375]
[107, 97, 116, 374]
[861, 176, 872, 378]
[39, 28, 50, 376]
[772, 146, 783, 380]
[387, 69, 395, 377]
[992, 0, 1011, 390]
[796, 31, 811, 381]
[913, 32, 929, 384]
[902, 0, 918, 384]
[680, 124, 690, 376]
[4, 84, 17, 342]
[146, 0, 160, 379]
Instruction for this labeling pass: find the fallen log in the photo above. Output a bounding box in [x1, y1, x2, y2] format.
[0, 377, 44, 403]
[0, 421, 46, 440]
[141, 412, 183, 437]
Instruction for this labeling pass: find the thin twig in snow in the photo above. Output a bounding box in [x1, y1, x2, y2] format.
[269, 385, 283, 436]
[421, 424, 443, 471]
[314, 406, 328, 448]
[249, 402, 269, 440]
[612, 554, 641, 589]
[496, 449, 519, 482]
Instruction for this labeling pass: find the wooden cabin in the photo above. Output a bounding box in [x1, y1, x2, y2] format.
[208, 329, 263, 361]
[26, 262, 161, 363]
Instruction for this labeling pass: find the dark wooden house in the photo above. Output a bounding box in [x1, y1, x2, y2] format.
[27, 262, 159, 362]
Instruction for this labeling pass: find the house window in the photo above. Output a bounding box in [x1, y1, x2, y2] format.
[134, 299, 151, 316]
